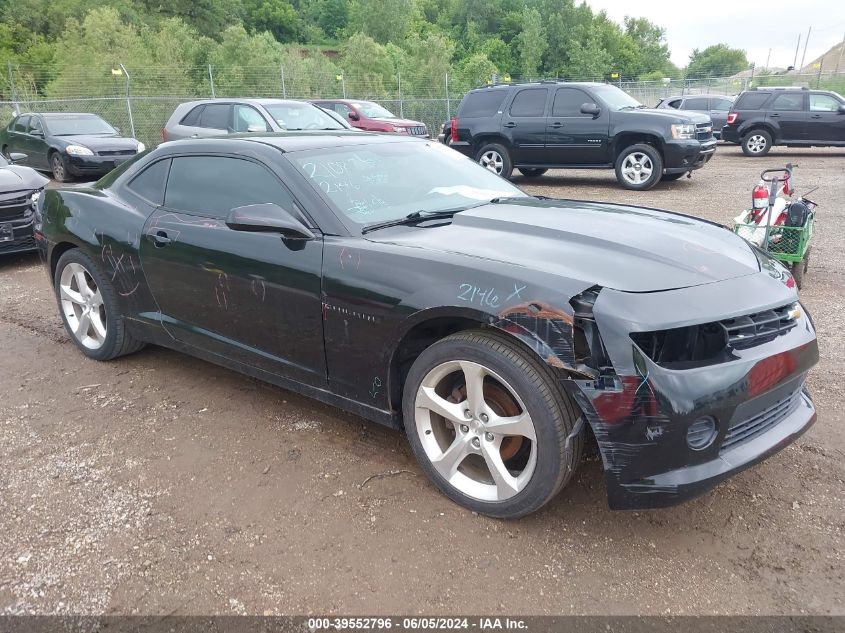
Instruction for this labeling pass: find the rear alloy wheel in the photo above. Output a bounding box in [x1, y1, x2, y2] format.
[615, 143, 663, 191]
[476, 143, 513, 179]
[518, 168, 548, 178]
[51, 152, 70, 182]
[403, 330, 582, 518]
[741, 130, 772, 157]
[54, 249, 144, 361]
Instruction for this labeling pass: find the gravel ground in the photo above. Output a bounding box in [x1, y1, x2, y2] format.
[0, 144, 843, 616]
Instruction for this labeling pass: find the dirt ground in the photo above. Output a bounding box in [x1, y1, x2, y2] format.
[0, 144, 843, 617]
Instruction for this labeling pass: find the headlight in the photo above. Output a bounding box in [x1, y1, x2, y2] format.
[65, 145, 93, 156]
[671, 124, 696, 140]
[394, 127, 409, 134]
[30, 190, 41, 204]
[137, 142, 146, 153]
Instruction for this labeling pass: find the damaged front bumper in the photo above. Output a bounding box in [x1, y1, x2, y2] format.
[566, 272, 819, 510]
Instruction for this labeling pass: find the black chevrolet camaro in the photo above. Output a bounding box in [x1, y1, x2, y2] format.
[35, 132, 818, 518]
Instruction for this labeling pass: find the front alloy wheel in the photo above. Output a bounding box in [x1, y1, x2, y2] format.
[51, 153, 68, 182]
[415, 360, 537, 501]
[620, 152, 654, 186]
[403, 330, 582, 518]
[59, 262, 107, 350]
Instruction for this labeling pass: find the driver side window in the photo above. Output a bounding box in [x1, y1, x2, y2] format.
[28, 117, 43, 134]
[234, 105, 269, 132]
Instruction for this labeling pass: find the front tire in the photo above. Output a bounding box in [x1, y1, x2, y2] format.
[51, 151, 71, 182]
[518, 168, 547, 178]
[402, 330, 582, 519]
[615, 143, 663, 190]
[476, 143, 513, 179]
[54, 249, 144, 361]
[741, 130, 772, 157]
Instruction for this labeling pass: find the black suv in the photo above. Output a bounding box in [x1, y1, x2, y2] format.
[721, 87, 845, 156]
[449, 81, 716, 190]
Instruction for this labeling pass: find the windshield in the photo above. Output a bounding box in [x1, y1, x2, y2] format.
[289, 141, 527, 228]
[591, 85, 643, 110]
[44, 115, 117, 136]
[353, 101, 396, 119]
[263, 103, 345, 130]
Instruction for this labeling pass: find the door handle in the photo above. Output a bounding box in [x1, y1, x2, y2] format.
[148, 230, 172, 247]
[550, 122, 564, 128]
[811, 114, 822, 118]
[503, 122, 517, 128]
[769, 113, 780, 117]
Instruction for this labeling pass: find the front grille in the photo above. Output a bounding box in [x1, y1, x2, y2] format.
[0, 196, 30, 221]
[409, 126, 427, 136]
[720, 304, 797, 350]
[721, 388, 802, 452]
[696, 123, 713, 141]
[97, 149, 136, 156]
[0, 234, 36, 253]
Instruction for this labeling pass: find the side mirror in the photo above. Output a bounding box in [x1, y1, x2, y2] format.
[580, 103, 601, 117]
[226, 203, 315, 240]
[8, 152, 27, 163]
[839, 104, 845, 114]
[348, 111, 360, 121]
[246, 123, 266, 133]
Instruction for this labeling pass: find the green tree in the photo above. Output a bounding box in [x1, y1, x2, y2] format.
[454, 52, 497, 92]
[686, 44, 748, 79]
[206, 25, 285, 96]
[242, 0, 302, 42]
[480, 37, 512, 75]
[345, 0, 414, 44]
[514, 7, 546, 78]
[342, 33, 394, 97]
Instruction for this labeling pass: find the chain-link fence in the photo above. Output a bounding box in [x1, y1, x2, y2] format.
[1, 62, 843, 148]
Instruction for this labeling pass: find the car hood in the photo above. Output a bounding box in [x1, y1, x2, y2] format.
[0, 165, 50, 193]
[55, 135, 139, 151]
[369, 199, 760, 292]
[372, 117, 426, 128]
[622, 108, 711, 125]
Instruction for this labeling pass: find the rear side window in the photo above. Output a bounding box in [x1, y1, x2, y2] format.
[771, 93, 804, 111]
[712, 98, 733, 111]
[552, 88, 592, 117]
[180, 106, 204, 127]
[458, 90, 508, 117]
[666, 99, 682, 109]
[164, 156, 295, 218]
[735, 92, 769, 110]
[126, 158, 171, 205]
[199, 104, 230, 130]
[509, 88, 548, 117]
[683, 97, 709, 110]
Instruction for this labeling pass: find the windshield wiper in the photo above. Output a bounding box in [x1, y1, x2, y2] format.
[362, 209, 463, 234]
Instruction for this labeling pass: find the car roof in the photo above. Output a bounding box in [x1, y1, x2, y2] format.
[469, 81, 608, 92]
[176, 98, 313, 107]
[157, 131, 419, 154]
[19, 112, 102, 118]
[661, 94, 732, 100]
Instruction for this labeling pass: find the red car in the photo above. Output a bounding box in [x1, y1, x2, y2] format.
[312, 99, 428, 137]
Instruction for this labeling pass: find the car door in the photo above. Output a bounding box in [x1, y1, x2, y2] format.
[24, 116, 49, 169]
[545, 87, 610, 164]
[709, 96, 733, 131]
[139, 153, 326, 384]
[767, 92, 808, 141]
[501, 88, 548, 164]
[233, 103, 271, 133]
[807, 93, 845, 144]
[5, 116, 29, 161]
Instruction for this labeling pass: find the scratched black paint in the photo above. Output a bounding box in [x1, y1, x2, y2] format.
[35, 133, 819, 510]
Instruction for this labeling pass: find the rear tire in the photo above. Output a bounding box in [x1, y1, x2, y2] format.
[741, 130, 772, 157]
[54, 249, 145, 361]
[615, 143, 663, 191]
[518, 168, 547, 178]
[476, 143, 513, 180]
[402, 329, 582, 519]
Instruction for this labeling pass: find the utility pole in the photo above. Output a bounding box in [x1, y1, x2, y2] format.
[800, 26, 812, 72]
[119, 63, 136, 139]
[208, 65, 216, 98]
[765, 48, 771, 71]
[280, 64, 286, 98]
[793, 33, 801, 69]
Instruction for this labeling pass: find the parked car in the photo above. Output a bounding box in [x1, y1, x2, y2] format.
[0, 151, 49, 256]
[163, 98, 350, 142]
[311, 99, 429, 137]
[721, 87, 845, 156]
[450, 81, 717, 190]
[0, 113, 144, 183]
[36, 132, 818, 518]
[655, 93, 734, 138]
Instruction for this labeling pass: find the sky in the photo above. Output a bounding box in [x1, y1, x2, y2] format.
[585, 0, 845, 70]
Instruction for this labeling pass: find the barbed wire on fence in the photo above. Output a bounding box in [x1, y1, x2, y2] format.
[1, 62, 843, 147]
